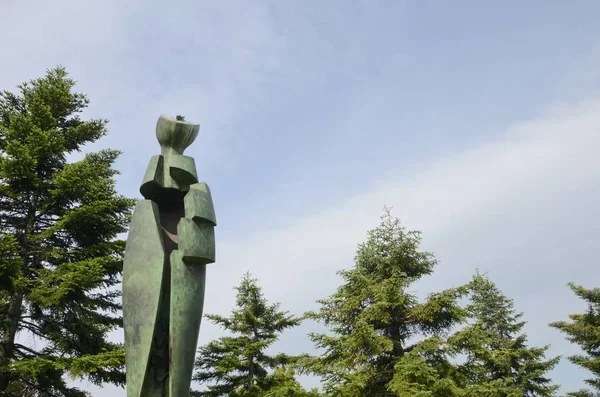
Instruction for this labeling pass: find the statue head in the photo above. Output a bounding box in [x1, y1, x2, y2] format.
[156, 115, 199, 156]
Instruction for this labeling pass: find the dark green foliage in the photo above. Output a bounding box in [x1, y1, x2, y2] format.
[388, 335, 464, 397]
[304, 208, 467, 396]
[550, 283, 600, 397]
[449, 272, 560, 396]
[261, 368, 322, 397]
[193, 273, 318, 397]
[0, 67, 134, 395]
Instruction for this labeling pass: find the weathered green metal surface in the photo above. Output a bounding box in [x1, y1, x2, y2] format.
[140, 155, 164, 199]
[122, 200, 166, 397]
[177, 218, 216, 265]
[156, 115, 199, 156]
[123, 115, 216, 397]
[184, 182, 217, 226]
[169, 155, 198, 186]
[168, 249, 206, 396]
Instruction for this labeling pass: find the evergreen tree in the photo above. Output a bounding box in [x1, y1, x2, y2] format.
[262, 368, 322, 397]
[550, 283, 600, 397]
[449, 272, 560, 396]
[193, 272, 317, 396]
[304, 208, 467, 396]
[0, 67, 134, 396]
[388, 335, 465, 397]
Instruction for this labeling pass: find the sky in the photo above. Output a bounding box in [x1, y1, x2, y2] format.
[2, 0, 600, 395]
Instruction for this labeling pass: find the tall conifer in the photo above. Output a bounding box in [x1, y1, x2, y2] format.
[551, 283, 600, 397]
[449, 273, 560, 396]
[0, 67, 134, 395]
[193, 273, 316, 396]
[305, 209, 466, 396]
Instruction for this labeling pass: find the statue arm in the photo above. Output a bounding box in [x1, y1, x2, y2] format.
[178, 182, 216, 264]
[168, 182, 216, 394]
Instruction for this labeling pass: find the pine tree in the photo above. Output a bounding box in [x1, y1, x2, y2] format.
[0, 67, 134, 396]
[193, 272, 317, 397]
[550, 283, 600, 397]
[304, 208, 467, 396]
[448, 272, 560, 396]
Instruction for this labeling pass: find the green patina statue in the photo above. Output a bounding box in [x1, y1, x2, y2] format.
[122, 115, 216, 397]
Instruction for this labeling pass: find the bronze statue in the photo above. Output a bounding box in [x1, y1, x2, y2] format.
[122, 115, 216, 397]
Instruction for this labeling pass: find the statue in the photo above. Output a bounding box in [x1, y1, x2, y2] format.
[122, 115, 216, 397]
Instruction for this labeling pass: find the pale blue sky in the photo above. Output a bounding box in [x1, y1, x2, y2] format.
[2, 0, 600, 395]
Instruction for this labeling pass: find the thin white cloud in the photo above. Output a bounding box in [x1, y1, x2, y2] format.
[0, 0, 289, 176]
[213, 98, 600, 302]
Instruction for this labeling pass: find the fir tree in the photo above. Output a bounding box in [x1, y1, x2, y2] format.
[388, 335, 465, 397]
[304, 208, 467, 396]
[449, 272, 560, 396]
[193, 272, 316, 396]
[0, 67, 134, 395]
[262, 368, 322, 397]
[550, 283, 600, 397]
